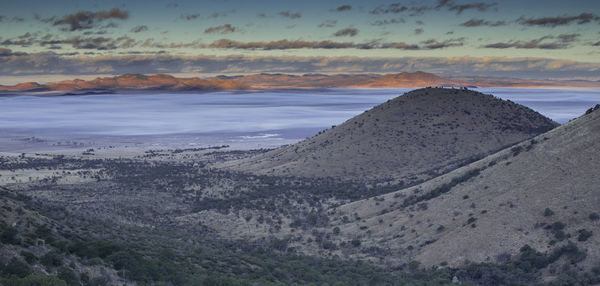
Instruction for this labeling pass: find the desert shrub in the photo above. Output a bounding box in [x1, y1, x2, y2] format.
[0, 274, 68, 286]
[40, 251, 62, 268]
[20, 251, 37, 264]
[402, 169, 481, 207]
[577, 229, 593, 242]
[56, 267, 79, 286]
[511, 146, 523, 156]
[321, 240, 337, 250]
[589, 212, 600, 221]
[332, 227, 340, 235]
[87, 277, 109, 286]
[585, 104, 600, 114]
[543, 208, 554, 217]
[515, 245, 550, 272]
[0, 223, 19, 244]
[68, 240, 122, 259]
[350, 239, 361, 247]
[3, 258, 31, 278]
[545, 221, 567, 241]
[549, 242, 587, 264]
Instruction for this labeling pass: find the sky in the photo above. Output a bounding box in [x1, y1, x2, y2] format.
[1, 0, 600, 83]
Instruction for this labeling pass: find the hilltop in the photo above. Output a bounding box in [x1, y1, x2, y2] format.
[227, 88, 557, 183]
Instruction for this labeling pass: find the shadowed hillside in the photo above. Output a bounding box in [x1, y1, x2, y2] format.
[228, 88, 558, 183]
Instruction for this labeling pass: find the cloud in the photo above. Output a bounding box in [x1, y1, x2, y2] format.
[420, 38, 465, 49]
[415, 28, 424, 35]
[279, 11, 301, 19]
[333, 28, 358, 37]
[436, 0, 497, 14]
[0, 48, 28, 56]
[461, 18, 506, 27]
[318, 20, 337, 28]
[416, 20, 424, 25]
[371, 18, 405, 26]
[257, 13, 268, 18]
[370, 3, 418, 15]
[483, 34, 580, 49]
[205, 38, 464, 50]
[1, 32, 36, 46]
[181, 13, 200, 20]
[0, 15, 25, 22]
[31, 35, 138, 50]
[166, 3, 178, 8]
[209, 11, 233, 18]
[593, 41, 600, 47]
[332, 5, 352, 12]
[52, 8, 129, 31]
[207, 39, 357, 49]
[2, 53, 599, 80]
[370, 0, 495, 16]
[517, 13, 599, 27]
[204, 24, 237, 34]
[557, 33, 581, 43]
[130, 25, 148, 33]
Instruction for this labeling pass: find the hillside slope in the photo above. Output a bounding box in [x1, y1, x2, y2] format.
[326, 106, 600, 269]
[228, 88, 557, 183]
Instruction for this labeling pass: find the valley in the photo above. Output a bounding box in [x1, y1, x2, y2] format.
[1, 88, 599, 285]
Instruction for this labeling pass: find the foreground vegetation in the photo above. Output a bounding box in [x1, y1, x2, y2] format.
[1, 145, 599, 285]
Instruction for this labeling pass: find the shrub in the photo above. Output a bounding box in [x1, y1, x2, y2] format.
[57, 267, 79, 286]
[408, 260, 421, 271]
[545, 221, 567, 241]
[332, 227, 340, 235]
[589, 213, 600, 221]
[0, 223, 19, 244]
[20, 251, 37, 264]
[350, 239, 361, 247]
[40, 251, 63, 268]
[578, 229, 593, 242]
[3, 257, 32, 278]
[68, 240, 122, 259]
[543, 208, 554, 217]
[2, 274, 68, 286]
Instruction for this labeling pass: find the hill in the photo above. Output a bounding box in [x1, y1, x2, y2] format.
[227, 88, 558, 183]
[321, 104, 600, 272]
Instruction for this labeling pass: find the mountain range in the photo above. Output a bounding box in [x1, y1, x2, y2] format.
[1, 72, 600, 94]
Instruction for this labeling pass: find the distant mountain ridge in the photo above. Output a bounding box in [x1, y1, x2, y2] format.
[1, 71, 599, 93]
[0, 73, 250, 93]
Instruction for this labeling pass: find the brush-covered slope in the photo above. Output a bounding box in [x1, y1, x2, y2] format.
[328, 106, 600, 269]
[229, 88, 557, 182]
